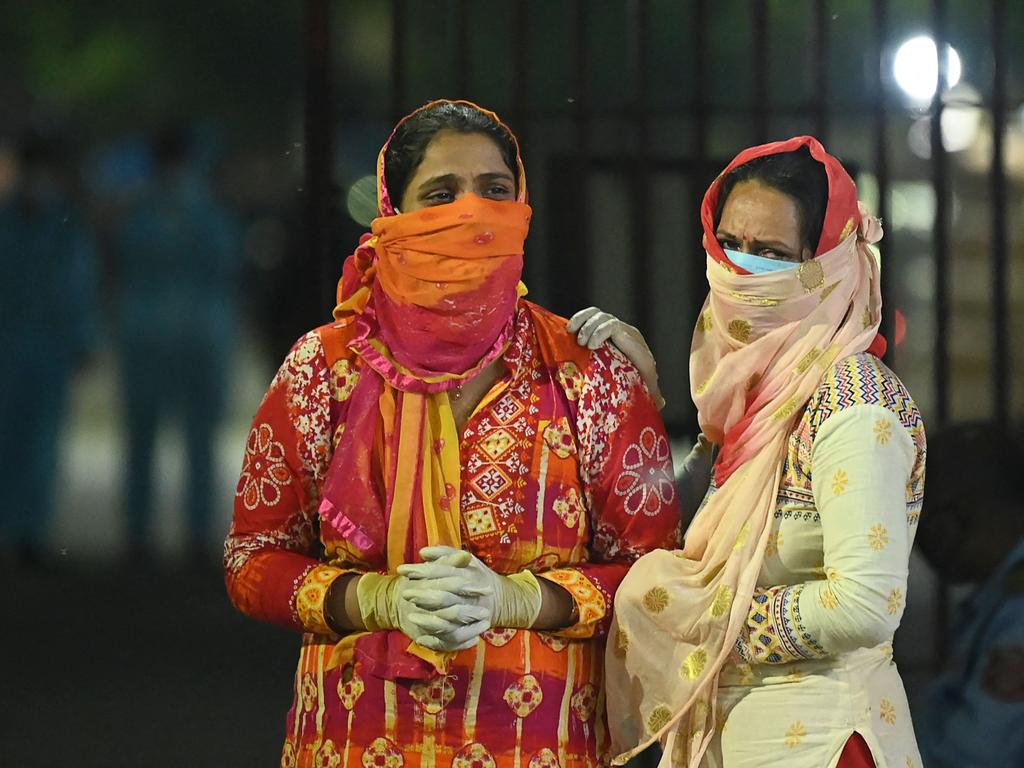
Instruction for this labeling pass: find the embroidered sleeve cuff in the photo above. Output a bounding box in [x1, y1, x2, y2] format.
[537, 568, 608, 639]
[295, 565, 361, 636]
[742, 584, 828, 664]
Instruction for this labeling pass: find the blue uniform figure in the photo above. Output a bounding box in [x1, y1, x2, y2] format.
[115, 128, 239, 559]
[0, 135, 98, 563]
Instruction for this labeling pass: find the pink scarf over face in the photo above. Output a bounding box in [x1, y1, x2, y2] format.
[605, 136, 884, 766]
[317, 100, 531, 681]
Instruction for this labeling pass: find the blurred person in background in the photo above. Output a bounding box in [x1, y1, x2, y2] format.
[224, 100, 680, 767]
[115, 124, 240, 563]
[571, 138, 926, 768]
[915, 422, 1024, 768]
[0, 129, 98, 567]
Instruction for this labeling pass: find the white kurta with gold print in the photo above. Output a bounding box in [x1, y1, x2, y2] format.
[701, 353, 926, 768]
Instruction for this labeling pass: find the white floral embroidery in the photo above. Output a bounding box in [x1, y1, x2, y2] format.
[614, 426, 676, 516]
[237, 423, 292, 510]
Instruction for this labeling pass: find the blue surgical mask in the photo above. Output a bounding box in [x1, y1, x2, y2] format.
[723, 248, 798, 275]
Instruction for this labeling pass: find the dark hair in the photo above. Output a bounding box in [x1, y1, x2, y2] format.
[384, 101, 518, 204]
[715, 147, 829, 253]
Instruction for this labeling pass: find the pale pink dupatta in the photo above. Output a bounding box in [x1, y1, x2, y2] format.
[604, 137, 884, 767]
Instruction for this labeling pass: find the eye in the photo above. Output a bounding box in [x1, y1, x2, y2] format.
[718, 238, 739, 250]
[424, 190, 454, 205]
[483, 184, 512, 199]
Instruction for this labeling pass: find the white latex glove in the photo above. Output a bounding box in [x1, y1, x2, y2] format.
[567, 307, 665, 410]
[397, 546, 543, 652]
[356, 566, 489, 646]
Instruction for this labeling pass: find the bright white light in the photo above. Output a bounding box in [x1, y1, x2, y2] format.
[893, 36, 962, 101]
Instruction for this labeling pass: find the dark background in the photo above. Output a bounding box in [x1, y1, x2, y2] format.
[1, 1, 1022, 765]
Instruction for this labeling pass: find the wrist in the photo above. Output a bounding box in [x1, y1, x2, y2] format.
[494, 570, 543, 628]
[357, 572, 401, 632]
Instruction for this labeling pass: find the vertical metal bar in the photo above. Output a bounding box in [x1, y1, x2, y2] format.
[390, 0, 407, 123]
[752, 0, 770, 142]
[453, 0, 470, 96]
[511, 0, 530, 149]
[569, 0, 591, 309]
[630, 0, 652, 332]
[991, 0, 1009, 421]
[931, 0, 950, 427]
[930, 0, 951, 669]
[691, 0, 710, 317]
[872, 0, 893, 364]
[811, 0, 830, 141]
[304, 0, 336, 316]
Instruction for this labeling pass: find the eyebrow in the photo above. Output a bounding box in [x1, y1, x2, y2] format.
[417, 170, 516, 194]
[715, 228, 795, 253]
[417, 173, 461, 193]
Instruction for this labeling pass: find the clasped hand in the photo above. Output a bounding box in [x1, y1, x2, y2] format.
[396, 546, 541, 652]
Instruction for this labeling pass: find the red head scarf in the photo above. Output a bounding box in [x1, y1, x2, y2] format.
[606, 137, 885, 767]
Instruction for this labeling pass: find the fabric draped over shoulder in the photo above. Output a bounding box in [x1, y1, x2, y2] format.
[316, 100, 532, 680]
[604, 136, 886, 767]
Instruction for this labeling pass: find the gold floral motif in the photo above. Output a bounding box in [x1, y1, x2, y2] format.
[710, 584, 734, 618]
[831, 468, 849, 496]
[614, 627, 630, 657]
[360, 738, 404, 768]
[868, 524, 890, 551]
[887, 587, 903, 615]
[503, 674, 544, 718]
[527, 748, 561, 768]
[695, 375, 714, 396]
[862, 306, 874, 329]
[733, 522, 751, 551]
[647, 705, 674, 734]
[643, 586, 670, 613]
[874, 418, 893, 445]
[798, 260, 825, 292]
[880, 643, 894, 660]
[794, 348, 823, 374]
[880, 698, 898, 725]
[727, 318, 753, 343]
[571, 683, 598, 722]
[772, 396, 800, 422]
[314, 740, 341, 768]
[820, 281, 840, 302]
[301, 673, 317, 712]
[337, 670, 365, 710]
[840, 216, 857, 242]
[728, 290, 781, 307]
[765, 531, 784, 557]
[785, 721, 808, 747]
[556, 361, 584, 401]
[409, 676, 456, 715]
[696, 310, 713, 332]
[281, 740, 298, 768]
[819, 588, 839, 610]
[331, 359, 359, 402]
[681, 647, 708, 680]
[452, 743, 496, 768]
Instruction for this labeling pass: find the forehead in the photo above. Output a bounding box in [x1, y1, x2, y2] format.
[718, 181, 802, 239]
[410, 130, 510, 180]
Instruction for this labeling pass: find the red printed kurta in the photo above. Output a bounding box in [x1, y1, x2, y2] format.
[225, 301, 681, 768]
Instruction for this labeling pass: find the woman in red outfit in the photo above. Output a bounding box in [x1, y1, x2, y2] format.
[224, 100, 680, 768]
